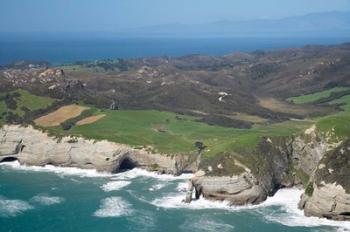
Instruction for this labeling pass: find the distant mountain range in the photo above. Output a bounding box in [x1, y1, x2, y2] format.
[1, 11, 349, 40]
[119, 11, 350, 38]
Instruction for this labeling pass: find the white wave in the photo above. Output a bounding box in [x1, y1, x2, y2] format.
[152, 193, 233, 210]
[149, 183, 167, 191]
[152, 187, 350, 230]
[176, 182, 189, 192]
[93, 197, 132, 218]
[0, 161, 113, 178]
[0, 196, 33, 217]
[31, 195, 64, 205]
[180, 217, 234, 232]
[0, 161, 193, 180]
[101, 181, 131, 192]
[111, 168, 193, 181]
[259, 188, 350, 230]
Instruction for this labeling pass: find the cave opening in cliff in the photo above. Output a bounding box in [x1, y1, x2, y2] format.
[0, 157, 18, 163]
[119, 157, 137, 172]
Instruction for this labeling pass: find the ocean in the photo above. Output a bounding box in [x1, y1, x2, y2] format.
[0, 37, 349, 65]
[0, 162, 349, 232]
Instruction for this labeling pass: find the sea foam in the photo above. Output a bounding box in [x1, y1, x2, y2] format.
[93, 197, 132, 218]
[32, 194, 64, 205]
[0, 161, 112, 178]
[0, 161, 193, 180]
[0, 196, 33, 217]
[101, 181, 131, 192]
[149, 183, 167, 191]
[180, 217, 235, 232]
[259, 188, 350, 230]
[111, 168, 193, 180]
[152, 187, 350, 231]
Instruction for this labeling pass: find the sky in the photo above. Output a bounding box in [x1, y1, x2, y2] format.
[0, 0, 350, 32]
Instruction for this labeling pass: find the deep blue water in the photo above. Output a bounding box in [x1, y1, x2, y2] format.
[0, 37, 349, 65]
[0, 162, 349, 232]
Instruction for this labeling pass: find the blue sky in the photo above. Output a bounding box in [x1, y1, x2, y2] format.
[1, 0, 350, 31]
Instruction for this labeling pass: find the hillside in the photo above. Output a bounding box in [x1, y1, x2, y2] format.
[0, 42, 350, 166]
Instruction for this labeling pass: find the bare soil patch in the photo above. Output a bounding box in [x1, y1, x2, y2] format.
[259, 98, 308, 116]
[76, 114, 106, 126]
[35, 105, 89, 127]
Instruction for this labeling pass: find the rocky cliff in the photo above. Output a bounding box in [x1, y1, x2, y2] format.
[185, 125, 350, 221]
[1, 124, 349, 221]
[299, 140, 350, 221]
[0, 125, 196, 175]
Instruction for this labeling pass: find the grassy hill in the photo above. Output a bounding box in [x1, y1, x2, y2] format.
[0, 89, 56, 126]
[36, 105, 311, 157]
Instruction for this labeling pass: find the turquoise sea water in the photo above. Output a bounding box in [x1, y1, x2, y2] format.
[0, 162, 349, 232]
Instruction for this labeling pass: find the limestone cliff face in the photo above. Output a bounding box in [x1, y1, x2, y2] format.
[185, 137, 295, 205]
[299, 140, 350, 221]
[186, 125, 350, 221]
[1, 124, 350, 221]
[291, 125, 328, 177]
[185, 170, 266, 205]
[0, 125, 196, 175]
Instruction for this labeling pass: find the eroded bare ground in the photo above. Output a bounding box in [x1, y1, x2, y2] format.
[1, 43, 349, 127]
[34, 105, 89, 127]
[76, 114, 106, 126]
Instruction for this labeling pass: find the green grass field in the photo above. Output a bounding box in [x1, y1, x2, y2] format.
[44, 108, 312, 158]
[316, 93, 350, 141]
[287, 87, 350, 104]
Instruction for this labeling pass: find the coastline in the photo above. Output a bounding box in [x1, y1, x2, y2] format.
[1, 161, 350, 231]
[1, 124, 350, 223]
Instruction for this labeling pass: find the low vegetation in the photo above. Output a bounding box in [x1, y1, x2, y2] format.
[287, 87, 350, 104]
[0, 89, 56, 125]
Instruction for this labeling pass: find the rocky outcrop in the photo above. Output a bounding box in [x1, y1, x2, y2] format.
[184, 136, 295, 206]
[184, 170, 266, 205]
[0, 125, 196, 175]
[299, 140, 350, 221]
[291, 125, 328, 176]
[184, 125, 350, 222]
[39, 68, 65, 78]
[299, 183, 350, 221]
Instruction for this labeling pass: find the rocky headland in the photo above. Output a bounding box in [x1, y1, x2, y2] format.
[0, 125, 196, 175]
[0, 124, 349, 221]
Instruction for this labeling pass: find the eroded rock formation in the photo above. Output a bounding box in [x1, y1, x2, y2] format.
[299, 140, 350, 221]
[0, 125, 196, 175]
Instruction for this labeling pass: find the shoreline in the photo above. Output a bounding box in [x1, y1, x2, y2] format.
[1, 161, 350, 231]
